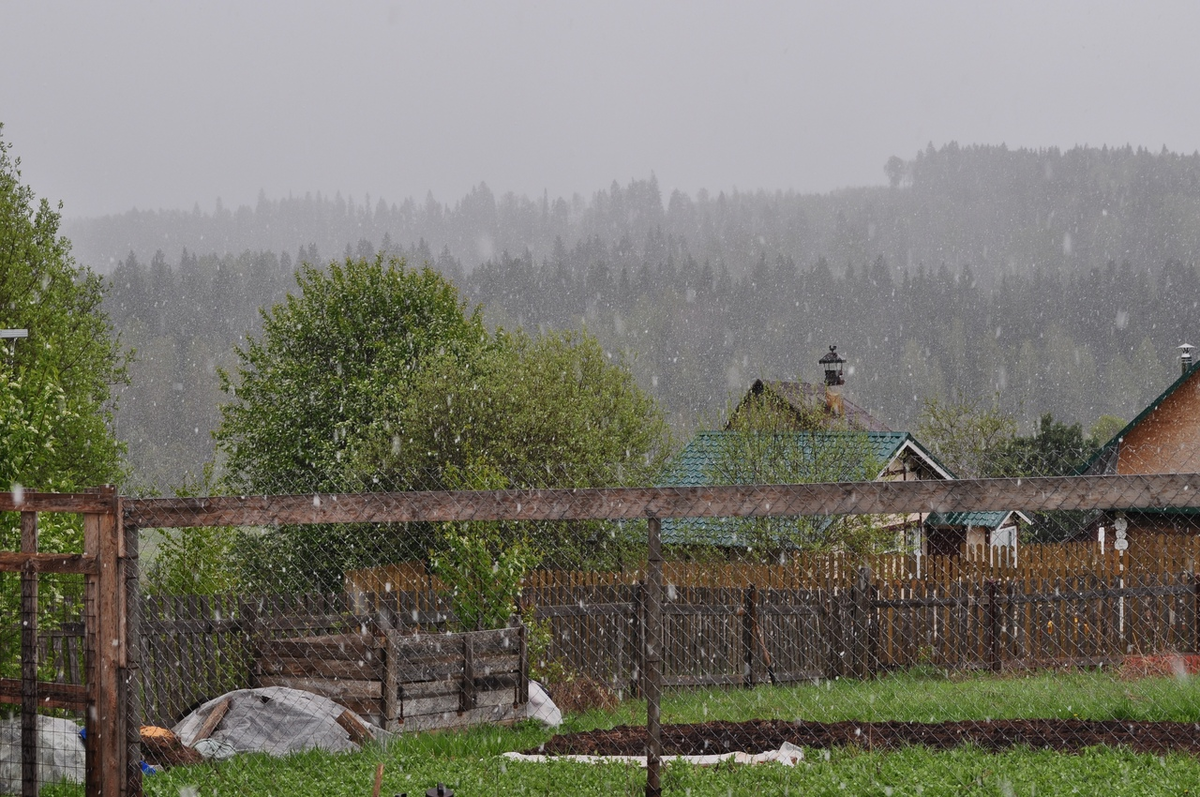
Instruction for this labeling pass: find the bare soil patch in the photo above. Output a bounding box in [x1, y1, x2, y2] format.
[531, 719, 1200, 757]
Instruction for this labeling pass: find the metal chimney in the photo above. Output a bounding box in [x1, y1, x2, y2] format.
[819, 345, 846, 416]
[1179, 343, 1194, 375]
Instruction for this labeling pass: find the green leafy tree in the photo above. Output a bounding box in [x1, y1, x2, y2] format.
[212, 255, 485, 590]
[353, 326, 670, 568]
[213, 255, 668, 590]
[1087, 414, 1126, 449]
[214, 254, 486, 494]
[915, 394, 1018, 478]
[989, 413, 1097, 543]
[0, 125, 127, 495]
[990, 413, 1093, 478]
[428, 464, 539, 631]
[0, 125, 128, 675]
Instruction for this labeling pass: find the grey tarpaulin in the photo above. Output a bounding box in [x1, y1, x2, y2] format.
[0, 715, 85, 793]
[174, 687, 382, 758]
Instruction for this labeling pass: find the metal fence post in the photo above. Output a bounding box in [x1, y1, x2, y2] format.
[645, 517, 663, 797]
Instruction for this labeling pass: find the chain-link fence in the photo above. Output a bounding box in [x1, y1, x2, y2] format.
[97, 454, 1200, 796]
[8, 453, 1200, 795]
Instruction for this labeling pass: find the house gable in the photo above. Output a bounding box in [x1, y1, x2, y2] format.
[1085, 363, 1200, 475]
[728, 379, 892, 433]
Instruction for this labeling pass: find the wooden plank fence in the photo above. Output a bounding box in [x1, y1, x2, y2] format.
[21, 547, 1200, 727]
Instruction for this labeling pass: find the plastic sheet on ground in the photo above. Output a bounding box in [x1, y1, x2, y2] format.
[174, 686, 382, 758]
[0, 715, 85, 792]
[502, 741, 805, 767]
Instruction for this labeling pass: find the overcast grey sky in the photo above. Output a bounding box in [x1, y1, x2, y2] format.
[3, 1, 1198, 219]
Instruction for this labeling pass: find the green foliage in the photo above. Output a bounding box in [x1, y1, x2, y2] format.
[213, 255, 668, 590]
[214, 254, 486, 493]
[0, 125, 127, 672]
[915, 394, 1018, 478]
[356, 326, 670, 568]
[365, 327, 669, 490]
[428, 464, 540, 631]
[430, 525, 537, 631]
[990, 413, 1095, 477]
[0, 124, 127, 494]
[1089, 413, 1127, 448]
[142, 525, 243, 595]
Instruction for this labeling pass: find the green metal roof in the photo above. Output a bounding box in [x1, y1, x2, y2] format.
[659, 430, 916, 547]
[925, 511, 1018, 528]
[661, 430, 913, 487]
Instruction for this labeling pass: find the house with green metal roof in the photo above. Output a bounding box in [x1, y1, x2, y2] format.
[673, 349, 1028, 557]
[659, 429, 954, 553]
[1080, 346, 1200, 544]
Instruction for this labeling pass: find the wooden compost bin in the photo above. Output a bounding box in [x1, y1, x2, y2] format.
[255, 625, 528, 732]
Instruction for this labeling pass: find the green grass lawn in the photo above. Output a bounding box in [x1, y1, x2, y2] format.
[41, 670, 1200, 796]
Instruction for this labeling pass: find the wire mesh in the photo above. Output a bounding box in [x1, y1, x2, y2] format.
[0, 535, 89, 793]
[106, 444, 1200, 795]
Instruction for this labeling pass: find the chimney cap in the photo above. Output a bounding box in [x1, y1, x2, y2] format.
[819, 345, 846, 387]
[818, 345, 846, 366]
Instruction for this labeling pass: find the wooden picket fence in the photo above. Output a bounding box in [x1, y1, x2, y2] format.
[22, 535, 1200, 726]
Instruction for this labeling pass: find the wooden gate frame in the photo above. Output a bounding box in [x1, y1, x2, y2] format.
[0, 487, 135, 797]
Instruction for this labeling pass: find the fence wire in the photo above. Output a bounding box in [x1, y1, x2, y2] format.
[10, 446, 1200, 795]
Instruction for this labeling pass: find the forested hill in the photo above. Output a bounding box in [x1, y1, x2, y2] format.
[71, 143, 1200, 283]
[94, 142, 1200, 491]
[105, 242, 1195, 492]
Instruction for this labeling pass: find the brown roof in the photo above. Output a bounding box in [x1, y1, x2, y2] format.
[738, 379, 892, 432]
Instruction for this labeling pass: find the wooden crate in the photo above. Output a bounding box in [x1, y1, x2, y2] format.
[255, 625, 528, 732]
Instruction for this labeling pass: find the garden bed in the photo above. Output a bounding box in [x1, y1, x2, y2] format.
[255, 625, 528, 732]
[532, 718, 1200, 757]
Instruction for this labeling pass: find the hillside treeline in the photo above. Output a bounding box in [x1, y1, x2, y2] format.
[73, 143, 1200, 284]
[105, 239, 1193, 492]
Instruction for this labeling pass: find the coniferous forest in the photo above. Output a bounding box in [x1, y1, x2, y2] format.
[90, 144, 1200, 491]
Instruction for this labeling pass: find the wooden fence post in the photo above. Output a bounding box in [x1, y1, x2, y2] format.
[1193, 572, 1200, 654]
[645, 517, 663, 797]
[631, 582, 645, 698]
[986, 580, 1001, 673]
[122, 511, 143, 797]
[742, 586, 756, 688]
[84, 486, 125, 797]
[21, 511, 37, 797]
[459, 635, 476, 713]
[515, 622, 529, 709]
[851, 566, 873, 679]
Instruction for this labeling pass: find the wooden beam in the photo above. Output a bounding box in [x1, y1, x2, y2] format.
[84, 487, 125, 797]
[124, 473, 1200, 528]
[0, 552, 98, 575]
[0, 491, 115, 514]
[190, 697, 231, 744]
[0, 679, 89, 711]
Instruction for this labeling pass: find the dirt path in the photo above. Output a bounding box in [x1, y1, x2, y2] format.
[531, 719, 1200, 757]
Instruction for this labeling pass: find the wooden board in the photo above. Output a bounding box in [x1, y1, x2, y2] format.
[125, 473, 1200, 528]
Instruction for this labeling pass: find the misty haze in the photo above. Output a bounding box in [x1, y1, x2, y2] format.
[5, 3, 1200, 493]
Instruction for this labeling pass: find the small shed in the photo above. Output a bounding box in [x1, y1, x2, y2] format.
[923, 510, 1028, 557]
